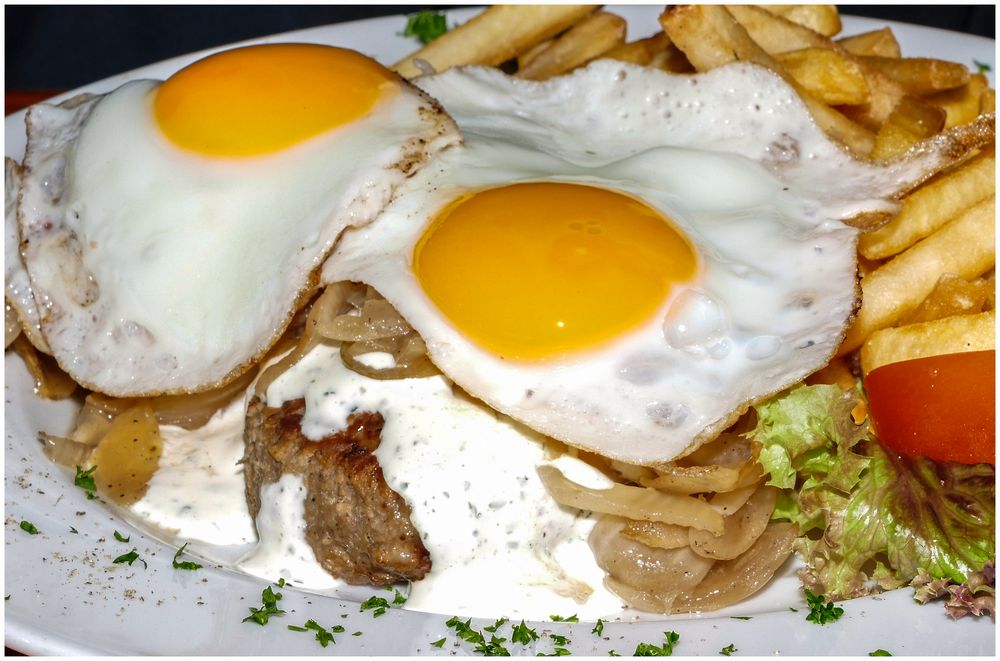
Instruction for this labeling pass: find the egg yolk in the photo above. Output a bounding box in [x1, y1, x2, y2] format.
[153, 43, 397, 156]
[413, 182, 697, 360]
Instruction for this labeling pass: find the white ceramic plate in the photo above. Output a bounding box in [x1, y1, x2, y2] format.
[5, 7, 995, 656]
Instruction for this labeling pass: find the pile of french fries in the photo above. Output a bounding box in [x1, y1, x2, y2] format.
[395, 4, 996, 386]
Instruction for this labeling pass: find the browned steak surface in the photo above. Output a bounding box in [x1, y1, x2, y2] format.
[243, 396, 430, 585]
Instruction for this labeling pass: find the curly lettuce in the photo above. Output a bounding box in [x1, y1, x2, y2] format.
[750, 384, 995, 607]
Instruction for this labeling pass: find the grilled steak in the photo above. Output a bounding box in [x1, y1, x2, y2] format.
[243, 396, 431, 585]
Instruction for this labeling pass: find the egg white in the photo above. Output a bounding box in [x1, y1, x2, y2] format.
[324, 61, 954, 465]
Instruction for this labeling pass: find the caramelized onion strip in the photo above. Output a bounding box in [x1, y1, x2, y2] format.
[620, 519, 690, 550]
[641, 464, 743, 494]
[537, 464, 724, 534]
[689, 485, 778, 560]
[671, 522, 797, 613]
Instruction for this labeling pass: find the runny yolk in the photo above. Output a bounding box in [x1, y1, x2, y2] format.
[153, 43, 397, 156]
[413, 182, 698, 360]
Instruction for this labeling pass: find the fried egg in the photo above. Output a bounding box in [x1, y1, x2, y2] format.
[5, 158, 48, 352]
[17, 43, 459, 397]
[324, 61, 958, 465]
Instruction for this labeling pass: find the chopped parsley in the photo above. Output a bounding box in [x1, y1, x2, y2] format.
[402, 10, 449, 44]
[172, 543, 203, 570]
[634, 631, 680, 656]
[804, 588, 844, 625]
[74, 465, 98, 499]
[484, 617, 508, 633]
[549, 614, 579, 622]
[361, 595, 391, 617]
[549, 634, 569, 646]
[869, 650, 892, 657]
[69, 527, 78, 534]
[431, 638, 447, 648]
[446, 616, 485, 644]
[113, 530, 129, 543]
[974, 59, 991, 73]
[512, 620, 539, 645]
[788, 607, 798, 613]
[392, 589, 407, 605]
[475, 635, 511, 656]
[352, 631, 363, 637]
[112, 548, 147, 569]
[608, 651, 621, 657]
[243, 585, 285, 626]
[5, 595, 10, 601]
[538, 647, 571, 656]
[287, 619, 337, 647]
[730, 616, 752, 621]
[591, 619, 605, 636]
[18, 520, 39, 535]
[720, 643, 737, 656]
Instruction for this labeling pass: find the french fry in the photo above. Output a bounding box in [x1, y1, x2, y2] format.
[869, 95, 947, 162]
[724, 5, 919, 130]
[724, 4, 829, 53]
[859, 309, 995, 376]
[648, 44, 695, 74]
[759, 4, 842, 37]
[659, 4, 875, 155]
[927, 73, 990, 128]
[837, 28, 901, 58]
[391, 5, 597, 79]
[516, 11, 626, 80]
[859, 149, 995, 259]
[857, 55, 971, 95]
[776, 47, 869, 105]
[901, 273, 994, 325]
[517, 38, 554, 71]
[840, 195, 996, 354]
[603, 31, 672, 67]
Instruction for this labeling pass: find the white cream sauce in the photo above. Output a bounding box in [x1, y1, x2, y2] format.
[236, 473, 340, 589]
[263, 344, 623, 619]
[131, 398, 256, 545]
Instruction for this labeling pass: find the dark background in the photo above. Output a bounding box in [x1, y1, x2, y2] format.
[5, 5, 996, 90]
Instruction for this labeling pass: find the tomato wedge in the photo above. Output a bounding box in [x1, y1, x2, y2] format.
[864, 350, 995, 465]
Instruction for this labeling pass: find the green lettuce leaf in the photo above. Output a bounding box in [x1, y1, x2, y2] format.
[750, 384, 995, 602]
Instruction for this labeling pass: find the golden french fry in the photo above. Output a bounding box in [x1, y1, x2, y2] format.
[392, 5, 597, 78]
[723, 5, 907, 130]
[901, 273, 995, 325]
[982, 88, 996, 114]
[840, 196, 996, 354]
[724, 4, 828, 53]
[859, 149, 995, 259]
[759, 4, 842, 37]
[659, 4, 875, 155]
[776, 47, 869, 105]
[517, 38, 554, 71]
[805, 356, 857, 390]
[869, 95, 947, 162]
[858, 55, 971, 95]
[837, 28, 901, 58]
[860, 309, 995, 376]
[516, 11, 626, 80]
[927, 73, 990, 128]
[603, 31, 672, 67]
[648, 44, 695, 74]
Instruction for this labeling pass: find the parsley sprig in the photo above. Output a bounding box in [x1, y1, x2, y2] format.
[591, 619, 605, 636]
[113, 530, 129, 543]
[243, 581, 285, 626]
[445, 616, 511, 656]
[18, 520, 39, 535]
[720, 642, 737, 656]
[113, 548, 147, 569]
[804, 588, 844, 625]
[172, 542, 203, 570]
[361, 589, 405, 617]
[511, 620, 539, 645]
[634, 631, 680, 656]
[287, 619, 344, 647]
[74, 465, 98, 499]
[402, 10, 448, 44]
